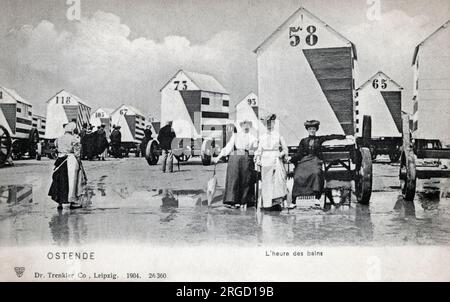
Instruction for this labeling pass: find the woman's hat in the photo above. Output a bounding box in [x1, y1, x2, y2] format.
[239, 120, 253, 127]
[304, 120, 320, 130]
[64, 122, 76, 133]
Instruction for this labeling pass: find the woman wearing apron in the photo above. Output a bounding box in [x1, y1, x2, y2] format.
[48, 122, 85, 210]
[255, 114, 288, 212]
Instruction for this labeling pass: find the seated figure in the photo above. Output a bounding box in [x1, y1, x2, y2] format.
[289, 120, 345, 208]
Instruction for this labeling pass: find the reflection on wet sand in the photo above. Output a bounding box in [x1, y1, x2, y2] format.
[49, 211, 88, 245]
[355, 204, 374, 242]
[0, 174, 447, 246]
[394, 196, 416, 218]
[48, 185, 94, 245]
[161, 189, 179, 209]
[0, 185, 33, 205]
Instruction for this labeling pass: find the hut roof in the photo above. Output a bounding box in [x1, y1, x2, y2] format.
[412, 20, 449, 65]
[160, 70, 228, 94]
[0, 86, 32, 106]
[253, 6, 357, 59]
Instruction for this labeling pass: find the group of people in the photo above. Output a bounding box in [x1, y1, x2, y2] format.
[213, 115, 345, 211]
[79, 123, 109, 161]
[48, 114, 345, 212]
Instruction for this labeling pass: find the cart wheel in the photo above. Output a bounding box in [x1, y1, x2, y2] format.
[201, 139, 213, 166]
[28, 128, 40, 158]
[0, 125, 12, 165]
[389, 150, 401, 163]
[11, 140, 21, 160]
[399, 150, 416, 201]
[175, 154, 191, 162]
[145, 139, 160, 165]
[355, 147, 373, 205]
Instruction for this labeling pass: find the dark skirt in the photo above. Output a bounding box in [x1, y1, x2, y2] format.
[292, 155, 324, 201]
[223, 154, 255, 206]
[48, 156, 69, 204]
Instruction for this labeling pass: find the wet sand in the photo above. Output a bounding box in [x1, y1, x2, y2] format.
[0, 156, 449, 246]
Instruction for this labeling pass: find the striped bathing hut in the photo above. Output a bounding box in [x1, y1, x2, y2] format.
[32, 114, 46, 137]
[44, 90, 92, 139]
[110, 105, 148, 144]
[254, 7, 357, 146]
[160, 70, 230, 141]
[90, 107, 114, 137]
[355, 71, 403, 138]
[411, 20, 450, 146]
[235, 92, 266, 137]
[0, 86, 34, 140]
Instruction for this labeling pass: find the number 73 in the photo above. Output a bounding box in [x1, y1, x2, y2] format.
[174, 81, 188, 90]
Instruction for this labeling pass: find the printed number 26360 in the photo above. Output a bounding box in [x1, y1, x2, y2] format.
[148, 273, 167, 279]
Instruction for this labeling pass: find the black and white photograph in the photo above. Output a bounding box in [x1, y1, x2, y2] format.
[0, 0, 449, 283]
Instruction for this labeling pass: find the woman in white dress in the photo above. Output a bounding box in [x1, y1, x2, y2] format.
[255, 114, 288, 211]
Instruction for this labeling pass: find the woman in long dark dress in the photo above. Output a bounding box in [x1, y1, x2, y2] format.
[48, 122, 85, 210]
[213, 120, 258, 209]
[289, 120, 345, 209]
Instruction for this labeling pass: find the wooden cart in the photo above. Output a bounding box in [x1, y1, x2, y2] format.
[400, 115, 450, 201]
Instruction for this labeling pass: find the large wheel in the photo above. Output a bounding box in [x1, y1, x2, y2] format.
[399, 150, 416, 201]
[145, 139, 160, 165]
[12, 140, 23, 160]
[28, 128, 40, 158]
[0, 125, 12, 165]
[355, 147, 373, 205]
[201, 139, 213, 166]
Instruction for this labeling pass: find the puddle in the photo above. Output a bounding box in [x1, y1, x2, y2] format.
[0, 181, 449, 247]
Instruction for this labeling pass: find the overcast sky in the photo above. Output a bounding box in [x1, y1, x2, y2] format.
[0, 0, 448, 118]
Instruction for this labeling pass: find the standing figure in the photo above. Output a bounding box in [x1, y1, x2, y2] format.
[110, 125, 122, 158]
[213, 120, 258, 209]
[140, 125, 153, 156]
[289, 120, 345, 208]
[85, 125, 96, 160]
[157, 121, 176, 173]
[80, 123, 88, 160]
[96, 124, 109, 161]
[255, 114, 289, 212]
[48, 122, 85, 210]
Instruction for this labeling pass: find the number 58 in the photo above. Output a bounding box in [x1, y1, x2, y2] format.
[289, 25, 318, 47]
